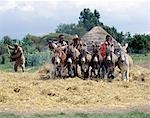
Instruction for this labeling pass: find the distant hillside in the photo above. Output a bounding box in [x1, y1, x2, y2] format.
[22, 33, 74, 52]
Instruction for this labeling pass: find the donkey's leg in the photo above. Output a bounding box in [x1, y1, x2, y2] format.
[102, 65, 107, 79]
[98, 64, 101, 78]
[76, 64, 82, 78]
[68, 65, 75, 77]
[93, 69, 96, 77]
[72, 66, 76, 77]
[111, 66, 115, 79]
[51, 65, 57, 79]
[60, 65, 65, 79]
[90, 67, 93, 79]
[126, 67, 130, 82]
[121, 70, 126, 81]
[67, 65, 71, 77]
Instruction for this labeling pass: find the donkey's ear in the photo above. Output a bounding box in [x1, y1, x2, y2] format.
[70, 42, 73, 46]
[52, 43, 58, 50]
[118, 43, 121, 48]
[61, 45, 68, 50]
[124, 43, 128, 49]
[122, 43, 128, 53]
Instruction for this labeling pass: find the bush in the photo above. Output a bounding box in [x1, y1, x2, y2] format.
[25, 51, 51, 67]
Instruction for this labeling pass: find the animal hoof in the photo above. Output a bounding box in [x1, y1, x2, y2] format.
[111, 75, 115, 79]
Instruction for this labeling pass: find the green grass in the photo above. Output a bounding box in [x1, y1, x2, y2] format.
[0, 53, 150, 72]
[0, 62, 42, 72]
[0, 62, 13, 72]
[131, 54, 150, 64]
[131, 54, 150, 69]
[0, 112, 150, 118]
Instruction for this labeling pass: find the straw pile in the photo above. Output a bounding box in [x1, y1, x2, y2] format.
[0, 65, 150, 112]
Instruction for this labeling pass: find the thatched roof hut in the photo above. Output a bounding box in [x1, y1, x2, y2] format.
[81, 26, 120, 51]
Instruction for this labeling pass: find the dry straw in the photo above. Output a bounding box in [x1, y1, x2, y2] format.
[0, 65, 150, 112]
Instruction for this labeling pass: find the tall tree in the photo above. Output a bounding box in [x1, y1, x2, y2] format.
[56, 24, 86, 36]
[3, 36, 13, 45]
[79, 8, 101, 31]
[127, 34, 150, 53]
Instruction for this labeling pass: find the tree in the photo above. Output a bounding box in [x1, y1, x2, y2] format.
[3, 36, 13, 45]
[56, 24, 86, 36]
[79, 8, 101, 31]
[102, 25, 125, 43]
[55, 8, 125, 43]
[127, 34, 150, 53]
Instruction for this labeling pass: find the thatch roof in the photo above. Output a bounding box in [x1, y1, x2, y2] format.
[81, 26, 120, 51]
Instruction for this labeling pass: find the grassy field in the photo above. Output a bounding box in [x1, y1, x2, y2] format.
[0, 61, 42, 72]
[131, 53, 150, 68]
[132, 54, 150, 62]
[0, 112, 150, 118]
[0, 53, 150, 72]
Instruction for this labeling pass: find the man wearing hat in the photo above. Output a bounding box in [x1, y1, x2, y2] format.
[8, 43, 25, 72]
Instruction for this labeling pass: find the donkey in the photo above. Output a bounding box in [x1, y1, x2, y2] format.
[78, 49, 92, 79]
[65, 44, 81, 77]
[104, 46, 118, 80]
[49, 42, 67, 79]
[116, 43, 133, 81]
[90, 45, 101, 78]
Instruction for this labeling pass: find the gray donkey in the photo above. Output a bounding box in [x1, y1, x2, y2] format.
[116, 43, 133, 82]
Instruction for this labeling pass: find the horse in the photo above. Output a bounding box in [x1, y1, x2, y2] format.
[116, 43, 133, 82]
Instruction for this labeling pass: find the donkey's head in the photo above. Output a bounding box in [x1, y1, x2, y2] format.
[117, 43, 128, 63]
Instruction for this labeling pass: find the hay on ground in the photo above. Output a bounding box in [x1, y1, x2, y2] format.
[0, 65, 149, 112]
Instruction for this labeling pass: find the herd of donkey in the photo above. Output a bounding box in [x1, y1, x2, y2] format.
[48, 34, 133, 81]
[8, 33, 133, 82]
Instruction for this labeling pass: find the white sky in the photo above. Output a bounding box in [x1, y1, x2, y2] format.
[0, 0, 150, 39]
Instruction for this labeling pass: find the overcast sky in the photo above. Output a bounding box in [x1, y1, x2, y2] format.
[0, 0, 150, 39]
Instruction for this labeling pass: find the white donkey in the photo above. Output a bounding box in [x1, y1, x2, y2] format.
[117, 43, 133, 82]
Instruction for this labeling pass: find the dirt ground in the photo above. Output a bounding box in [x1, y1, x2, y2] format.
[0, 65, 150, 115]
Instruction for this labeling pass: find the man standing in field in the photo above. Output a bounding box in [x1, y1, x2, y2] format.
[7, 43, 25, 72]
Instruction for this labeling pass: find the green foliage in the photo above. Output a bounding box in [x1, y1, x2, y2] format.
[56, 24, 86, 36]
[25, 51, 51, 67]
[131, 53, 150, 67]
[0, 41, 7, 55]
[44, 33, 73, 41]
[0, 36, 14, 55]
[128, 34, 150, 53]
[0, 32, 74, 70]
[0, 8, 149, 71]
[3, 35, 13, 45]
[79, 8, 101, 31]
[22, 34, 45, 53]
[56, 8, 125, 42]
[102, 25, 125, 43]
[0, 112, 150, 118]
[0, 113, 20, 118]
